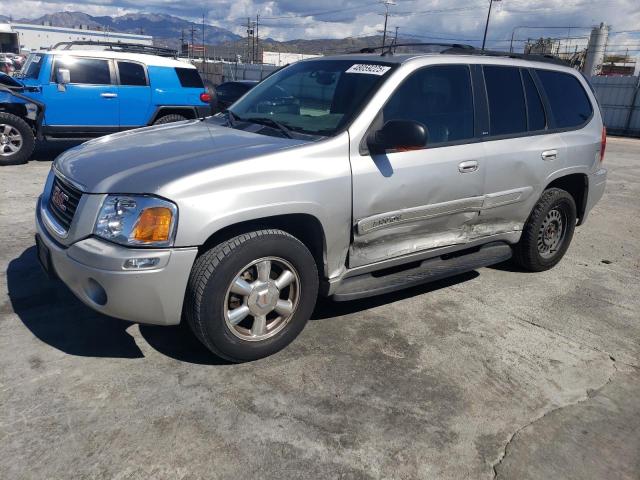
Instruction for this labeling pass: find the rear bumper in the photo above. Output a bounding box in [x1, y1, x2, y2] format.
[581, 168, 607, 224]
[36, 198, 198, 325]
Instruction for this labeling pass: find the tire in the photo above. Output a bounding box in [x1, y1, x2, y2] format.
[0, 112, 35, 166]
[185, 229, 319, 362]
[512, 188, 577, 272]
[152, 114, 188, 125]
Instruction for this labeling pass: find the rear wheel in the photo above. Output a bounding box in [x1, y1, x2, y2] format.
[152, 113, 188, 125]
[513, 188, 577, 271]
[185, 229, 319, 362]
[0, 112, 35, 166]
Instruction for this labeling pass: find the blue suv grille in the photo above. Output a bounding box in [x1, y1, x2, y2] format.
[48, 176, 82, 232]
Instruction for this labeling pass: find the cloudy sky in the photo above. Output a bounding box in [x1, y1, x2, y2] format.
[2, 0, 640, 55]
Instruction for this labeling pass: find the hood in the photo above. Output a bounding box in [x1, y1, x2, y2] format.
[54, 119, 307, 194]
[0, 72, 24, 90]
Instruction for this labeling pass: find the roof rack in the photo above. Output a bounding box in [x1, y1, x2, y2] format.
[353, 42, 569, 66]
[50, 41, 178, 58]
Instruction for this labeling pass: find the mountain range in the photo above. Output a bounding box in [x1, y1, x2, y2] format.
[1, 11, 411, 56]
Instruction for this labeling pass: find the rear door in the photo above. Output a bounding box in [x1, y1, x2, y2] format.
[349, 64, 485, 268]
[43, 56, 119, 129]
[478, 65, 567, 234]
[116, 60, 152, 127]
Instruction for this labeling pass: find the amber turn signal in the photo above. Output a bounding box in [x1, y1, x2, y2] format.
[132, 207, 173, 243]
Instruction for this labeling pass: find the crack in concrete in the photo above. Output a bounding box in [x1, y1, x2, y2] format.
[490, 358, 620, 479]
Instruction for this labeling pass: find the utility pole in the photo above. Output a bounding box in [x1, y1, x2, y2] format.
[256, 14, 260, 64]
[481, 0, 501, 52]
[247, 17, 252, 63]
[202, 13, 206, 76]
[189, 26, 196, 61]
[180, 29, 185, 56]
[379, 1, 396, 49]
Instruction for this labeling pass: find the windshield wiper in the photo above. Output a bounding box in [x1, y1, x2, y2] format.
[236, 115, 294, 139]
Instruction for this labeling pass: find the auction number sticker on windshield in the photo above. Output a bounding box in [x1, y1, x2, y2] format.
[346, 64, 391, 75]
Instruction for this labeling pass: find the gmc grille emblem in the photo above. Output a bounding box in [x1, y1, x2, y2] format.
[51, 185, 69, 212]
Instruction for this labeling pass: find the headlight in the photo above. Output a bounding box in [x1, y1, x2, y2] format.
[94, 195, 178, 247]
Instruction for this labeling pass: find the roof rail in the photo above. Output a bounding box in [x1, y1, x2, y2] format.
[468, 49, 570, 66]
[352, 42, 569, 66]
[50, 41, 178, 58]
[355, 42, 475, 55]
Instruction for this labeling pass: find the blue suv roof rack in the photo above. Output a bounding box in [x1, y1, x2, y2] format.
[51, 41, 178, 58]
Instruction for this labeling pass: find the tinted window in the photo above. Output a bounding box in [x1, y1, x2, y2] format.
[216, 83, 249, 99]
[382, 65, 474, 145]
[118, 61, 147, 86]
[484, 66, 526, 135]
[53, 57, 111, 85]
[536, 70, 593, 128]
[523, 70, 546, 131]
[175, 67, 204, 88]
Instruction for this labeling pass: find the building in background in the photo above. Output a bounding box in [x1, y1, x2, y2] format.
[262, 51, 321, 67]
[0, 22, 152, 52]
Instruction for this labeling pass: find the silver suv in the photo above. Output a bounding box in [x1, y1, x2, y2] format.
[35, 50, 607, 362]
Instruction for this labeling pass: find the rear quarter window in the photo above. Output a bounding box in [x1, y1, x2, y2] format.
[175, 67, 204, 88]
[536, 70, 593, 128]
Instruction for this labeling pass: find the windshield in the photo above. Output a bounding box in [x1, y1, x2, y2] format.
[229, 59, 395, 137]
[19, 54, 45, 80]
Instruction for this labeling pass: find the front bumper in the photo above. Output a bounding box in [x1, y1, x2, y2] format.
[581, 167, 607, 224]
[36, 198, 198, 325]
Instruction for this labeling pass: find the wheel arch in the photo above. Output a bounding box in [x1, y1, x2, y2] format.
[199, 213, 328, 279]
[149, 106, 197, 124]
[544, 173, 588, 225]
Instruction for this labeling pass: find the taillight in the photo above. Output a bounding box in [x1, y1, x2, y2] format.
[200, 92, 211, 103]
[600, 126, 606, 163]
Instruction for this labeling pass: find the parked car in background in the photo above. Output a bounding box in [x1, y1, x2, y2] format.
[0, 41, 211, 165]
[35, 48, 607, 362]
[0, 56, 15, 75]
[212, 80, 257, 112]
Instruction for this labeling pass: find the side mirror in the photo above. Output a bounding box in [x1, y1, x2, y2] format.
[56, 68, 70, 85]
[368, 119, 428, 154]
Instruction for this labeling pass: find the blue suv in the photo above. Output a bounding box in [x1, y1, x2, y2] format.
[0, 42, 211, 165]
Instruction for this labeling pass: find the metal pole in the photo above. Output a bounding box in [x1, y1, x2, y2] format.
[510, 28, 516, 53]
[481, 0, 494, 52]
[256, 14, 259, 63]
[382, 10, 389, 49]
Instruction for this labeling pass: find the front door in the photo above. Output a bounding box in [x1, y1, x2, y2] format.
[349, 64, 484, 268]
[43, 56, 119, 129]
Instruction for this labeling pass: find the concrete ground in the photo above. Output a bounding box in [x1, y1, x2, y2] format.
[0, 138, 638, 480]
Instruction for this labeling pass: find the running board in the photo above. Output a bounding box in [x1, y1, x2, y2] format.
[331, 242, 512, 301]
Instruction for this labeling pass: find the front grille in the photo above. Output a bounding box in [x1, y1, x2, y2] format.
[47, 175, 82, 232]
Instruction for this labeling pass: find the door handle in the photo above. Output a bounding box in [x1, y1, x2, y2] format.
[100, 93, 118, 98]
[541, 149, 558, 161]
[458, 160, 479, 173]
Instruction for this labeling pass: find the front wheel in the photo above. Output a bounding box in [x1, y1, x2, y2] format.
[0, 112, 35, 166]
[513, 188, 577, 271]
[185, 230, 319, 362]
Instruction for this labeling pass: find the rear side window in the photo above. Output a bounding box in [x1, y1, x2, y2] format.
[118, 61, 147, 86]
[522, 70, 546, 131]
[175, 67, 204, 88]
[484, 66, 526, 136]
[536, 70, 593, 128]
[217, 83, 249, 99]
[53, 57, 111, 85]
[382, 64, 474, 145]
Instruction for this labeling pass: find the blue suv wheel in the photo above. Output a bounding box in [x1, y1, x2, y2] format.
[0, 112, 35, 166]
